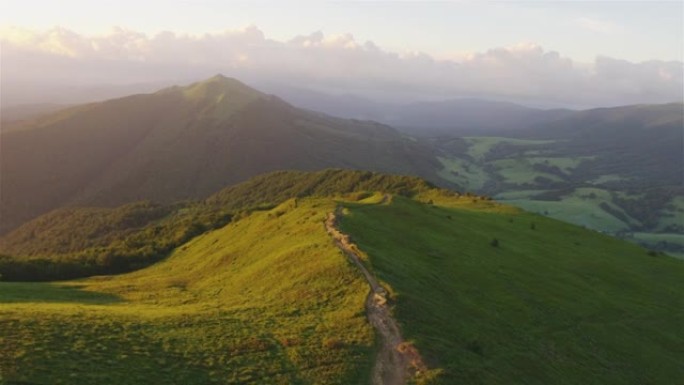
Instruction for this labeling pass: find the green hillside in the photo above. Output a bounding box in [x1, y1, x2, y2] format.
[2, 170, 683, 384]
[0, 197, 374, 384]
[0, 76, 439, 235]
[0, 201, 232, 280]
[0, 169, 435, 281]
[339, 196, 684, 384]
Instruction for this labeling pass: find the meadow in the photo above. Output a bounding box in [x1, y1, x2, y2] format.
[340, 196, 684, 384]
[1, 198, 374, 384]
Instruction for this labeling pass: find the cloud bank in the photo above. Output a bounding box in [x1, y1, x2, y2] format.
[1, 26, 682, 107]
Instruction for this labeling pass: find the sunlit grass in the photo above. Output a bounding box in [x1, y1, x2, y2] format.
[3, 185, 682, 384]
[0, 198, 374, 384]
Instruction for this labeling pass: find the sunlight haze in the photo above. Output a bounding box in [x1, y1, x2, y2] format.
[1, 1, 682, 108]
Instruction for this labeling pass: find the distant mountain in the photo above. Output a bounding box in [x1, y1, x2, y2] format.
[516, 103, 684, 187]
[0, 75, 439, 234]
[1, 103, 72, 126]
[521, 102, 683, 138]
[385, 99, 574, 135]
[262, 86, 576, 135]
[254, 84, 392, 121]
[0, 79, 171, 110]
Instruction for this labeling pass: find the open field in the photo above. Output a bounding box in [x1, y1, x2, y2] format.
[436, 157, 489, 191]
[463, 137, 555, 160]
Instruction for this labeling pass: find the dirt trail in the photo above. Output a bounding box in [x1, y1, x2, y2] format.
[325, 207, 425, 385]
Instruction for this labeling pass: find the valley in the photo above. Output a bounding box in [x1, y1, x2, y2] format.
[429, 130, 683, 258]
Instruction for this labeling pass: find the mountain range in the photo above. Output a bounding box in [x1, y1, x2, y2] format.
[0, 75, 438, 234]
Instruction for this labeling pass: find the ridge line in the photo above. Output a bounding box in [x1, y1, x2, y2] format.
[325, 203, 426, 385]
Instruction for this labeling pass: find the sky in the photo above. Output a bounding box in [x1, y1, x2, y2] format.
[1, 1, 683, 107]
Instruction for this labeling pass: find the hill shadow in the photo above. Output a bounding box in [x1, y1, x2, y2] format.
[0, 282, 122, 304]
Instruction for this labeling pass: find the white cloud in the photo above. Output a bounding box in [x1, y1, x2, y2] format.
[1, 26, 681, 107]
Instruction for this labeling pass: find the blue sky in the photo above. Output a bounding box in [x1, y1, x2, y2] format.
[2, 0, 682, 62]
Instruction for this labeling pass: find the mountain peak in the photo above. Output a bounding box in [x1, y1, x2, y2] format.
[156, 75, 264, 102]
[202, 74, 247, 87]
[185, 75, 263, 99]
[207, 73, 230, 81]
[158, 75, 268, 120]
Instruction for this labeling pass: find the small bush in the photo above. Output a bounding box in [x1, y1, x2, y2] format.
[490, 238, 499, 248]
[466, 340, 484, 356]
[322, 338, 344, 349]
[277, 337, 301, 347]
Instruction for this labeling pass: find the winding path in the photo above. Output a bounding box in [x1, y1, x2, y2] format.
[325, 208, 425, 385]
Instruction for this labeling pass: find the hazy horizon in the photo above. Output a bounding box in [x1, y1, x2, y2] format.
[1, 1, 683, 109]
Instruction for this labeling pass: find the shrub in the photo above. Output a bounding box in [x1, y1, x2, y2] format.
[322, 338, 344, 349]
[466, 339, 484, 356]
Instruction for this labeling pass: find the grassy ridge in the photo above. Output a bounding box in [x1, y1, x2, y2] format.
[0, 169, 437, 281]
[339, 196, 684, 384]
[2, 170, 682, 384]
[207, 169, 436, 209]
[0, 198, 373, 384]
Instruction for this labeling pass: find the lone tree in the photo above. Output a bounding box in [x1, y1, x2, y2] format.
[490, 238, 499, 247]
